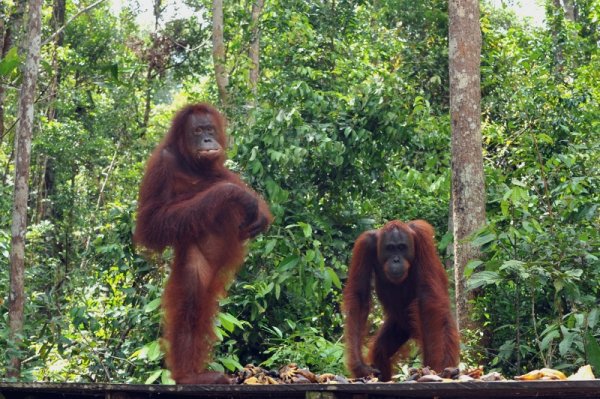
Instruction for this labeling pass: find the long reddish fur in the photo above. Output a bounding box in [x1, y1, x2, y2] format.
[134, 104, 272, 383]
[342, 220, 460, 381]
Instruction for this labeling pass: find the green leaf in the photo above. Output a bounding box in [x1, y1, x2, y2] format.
[537, 133, 554, 144]
[588, 308, 599, 329]
[554, 279, 564, 293]
[530, 219, 543, 232]
[511, 179, 528, 188]
[271, 326, 283, 338]
[275, 283, 281, 300]
[471, 233, 496, 247]
[325, 267, 341, 289]
[219, 312, 244, 333]
[219, 315, 234, 332]
[467, 271, 501, 290]
[558, 327, 575, 356]
[145, 369, 163, 384]
[298, 222, 312, 238]
[584, 332, 600, 373]
[564, 269, 583, 279]
[499, 259, 525, 271]
[501, 199, 509, 216]
[221, 357, 243, 372]
[540, 329, 560, 351]
[263, 282, 275, 296]
[465, 260, 484, 278]
[0, 47, 20, 76]
[437, 231, 453, 252]
[144, 298, 161, 313]
[264, 239, 277, 255]
[208, 361, 224, 372]
[251, 160, 262, 174]
[278, 255, 299, 271]
[284, 319, 296, 331]
[147, 341, 162, 361]
[161, 370, 175, 385]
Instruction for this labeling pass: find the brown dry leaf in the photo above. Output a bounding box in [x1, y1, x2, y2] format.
[466, 367, 484, 379]
[317, 373, 335, 382]
[417, 374, 444, 382]
[480, 372, 506, 382]
[242, 374, 279, 385]
[440, 367, 460, 379]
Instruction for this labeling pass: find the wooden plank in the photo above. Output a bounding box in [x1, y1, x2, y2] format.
[0, 380, 599, 399]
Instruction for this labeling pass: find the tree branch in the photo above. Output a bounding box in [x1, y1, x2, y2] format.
[41, 0, 106, 47]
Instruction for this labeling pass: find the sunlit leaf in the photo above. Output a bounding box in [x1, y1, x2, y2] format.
[0, 47, 20, 76]
[144, 298, 161, 313]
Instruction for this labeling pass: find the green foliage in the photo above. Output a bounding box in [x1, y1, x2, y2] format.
[467, 3, 600, 375]
[0, 0, 598, 383]
[0, 47, 20, 77]
[261, 325, 345, 375]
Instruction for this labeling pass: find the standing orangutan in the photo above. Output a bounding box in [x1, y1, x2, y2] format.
[342, 220, 459, 381]
[134, 103, 272, 384]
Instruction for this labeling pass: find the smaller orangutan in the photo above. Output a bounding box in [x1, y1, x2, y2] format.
[342, 220, 460, 381]
[134, 103, 272, 384]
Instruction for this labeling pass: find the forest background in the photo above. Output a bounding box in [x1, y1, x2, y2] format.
[0, 0, 598, 384]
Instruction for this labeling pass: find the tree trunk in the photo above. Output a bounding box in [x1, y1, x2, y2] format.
[141, 0, 163, 131]
[51, 0, 66, 50]
[0, 0, 27, 143]
[248, 0, 264, 103]
[212, 0, 228, 108]
[8, 0, 43, 378]
[562, 0, 575, 21]
[448, 0, 486, 332]
[35, 0, 65, 222]
[0, 17, 6, 142]
[548, 0, 565, 75]
[142, 67, 154, 131]
[0, 21, 8, 142]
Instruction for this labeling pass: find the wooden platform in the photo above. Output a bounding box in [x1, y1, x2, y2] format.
[1, 381, 599, 399]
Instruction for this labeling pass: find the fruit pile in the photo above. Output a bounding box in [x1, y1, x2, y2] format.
[232, 364, 596, 384]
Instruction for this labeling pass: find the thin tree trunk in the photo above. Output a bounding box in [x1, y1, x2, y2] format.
[35, 0, 65, 222]
[212, 0, 228, 108]
[140, 1, 164, 132]
[0, 17, 6, 142]
[248, 0, 264, 103]
[549, 0, 565, 75]
[142, 67, 154, 131]
[563, 0, 575, 21]
[445, 194, 454, 269]
[152, 0, 162, 31]
[448, 0, 486, 332]
[8, 0, 43, 378]
[0, 0, 27, 143]
[51, 0, 66, 53]
[41, 0, 105, 47]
